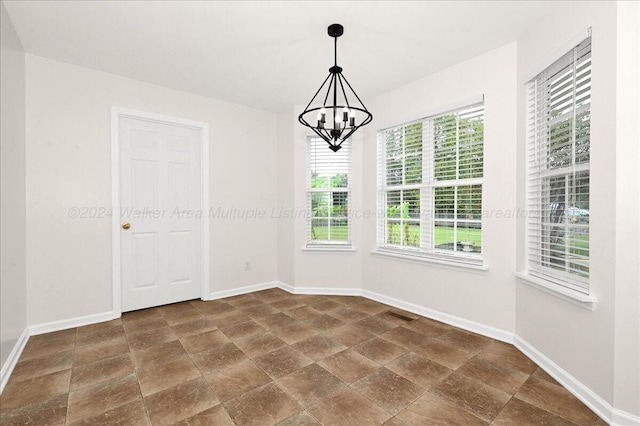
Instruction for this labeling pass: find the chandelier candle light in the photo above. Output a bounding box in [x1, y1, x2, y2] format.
[298, 24, 373, 152]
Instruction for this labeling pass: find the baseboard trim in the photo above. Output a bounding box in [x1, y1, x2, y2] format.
[29, 311, 114, 336]
[361, 289, 514, 344]
[514, 335, 639, 426]
[209, 281, 279, 300]
[278, 282, 361, 296]
[275, 282, 512, 344]
[612, 409, 640, 426]
[0, 327, 29, 394]
[277, 282, 295, 293]
[514, 335, 610, 421]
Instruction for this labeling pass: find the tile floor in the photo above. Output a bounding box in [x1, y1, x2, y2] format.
[0, 288, 607, 425]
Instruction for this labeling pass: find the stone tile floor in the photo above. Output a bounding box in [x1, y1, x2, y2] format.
[0, 288, 607, 425]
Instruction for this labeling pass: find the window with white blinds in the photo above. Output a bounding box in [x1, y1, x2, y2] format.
[526, 36, 591, 293]
[377, 103, 484, 263]
[307, 137, 351, 246]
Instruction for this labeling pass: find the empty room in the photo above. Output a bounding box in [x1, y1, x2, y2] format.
[1, 1, 638, 425]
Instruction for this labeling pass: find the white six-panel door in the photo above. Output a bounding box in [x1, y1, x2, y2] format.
[119, 116, 202, 312]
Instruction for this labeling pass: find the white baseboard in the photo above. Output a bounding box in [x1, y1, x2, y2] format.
[275, 282, 512, 343]
[361, 289, 514, 344]
[278, 282, 361, 296]
[515, 335, 640, 426]
[209, 281, 278, 300]
[29, 311, 114, 336]
[277, 281, 295, 293]
[0, 327, 29, 394]
[612, 409, 640, 426]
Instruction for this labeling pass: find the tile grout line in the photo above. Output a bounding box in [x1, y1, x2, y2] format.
[184, 299, 266, 423]
[458, 349, 526, 424]
[63, 326, 78, 426]
[122, 314, 153, 425]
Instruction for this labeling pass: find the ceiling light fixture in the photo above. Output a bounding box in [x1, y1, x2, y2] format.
[298, 24, 373, 152]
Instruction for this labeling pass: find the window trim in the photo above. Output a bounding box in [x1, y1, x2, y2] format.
[514, 272, 596, 310]
[306, 136, 352, 248]
[523, 35, 591, 296]
[376, 101, 485, 267]
[372, 248, 488, 271]
[523, 27, 592, 83]
[302, 245, 356, 254]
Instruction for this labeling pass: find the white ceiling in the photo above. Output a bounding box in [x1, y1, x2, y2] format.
[4, 1, 557, 112]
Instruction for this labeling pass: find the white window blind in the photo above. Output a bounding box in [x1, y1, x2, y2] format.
[526, 36, 591, 293]
[307, 137, 351, 245]
[377, 102, 484, 263]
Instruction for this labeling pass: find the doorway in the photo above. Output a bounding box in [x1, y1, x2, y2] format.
[111, 108, 209, 314]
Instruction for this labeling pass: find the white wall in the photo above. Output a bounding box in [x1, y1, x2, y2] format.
[515, 1, 638, 417]
[0, 3, 27, 368]
[613, 1, 640, 417]
[25, 56, 278, 325]
[361, 43, 519, 333]
[276, 110, 295, 286]
[274, 106, 364, 292]
[287, 109, 364, 291]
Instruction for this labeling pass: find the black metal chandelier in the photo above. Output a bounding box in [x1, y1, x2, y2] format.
[298, 24, 373, 152]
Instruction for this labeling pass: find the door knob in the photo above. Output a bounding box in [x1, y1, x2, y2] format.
[122, 222, 131, 230]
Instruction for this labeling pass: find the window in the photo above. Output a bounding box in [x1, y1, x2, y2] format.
[307, 137, 351, 246]
[526, 36, 591, 294]
[377, 102, 484, 263]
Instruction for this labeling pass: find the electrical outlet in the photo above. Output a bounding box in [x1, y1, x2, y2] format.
[244, 260, 251, 271]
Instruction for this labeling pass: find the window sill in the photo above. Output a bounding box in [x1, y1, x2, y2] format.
[302, 245, 356, 254]
[513, 272, 597, 311]
[371, 249, 489, 272]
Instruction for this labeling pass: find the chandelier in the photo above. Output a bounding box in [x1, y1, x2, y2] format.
[298, 24, 373, 152]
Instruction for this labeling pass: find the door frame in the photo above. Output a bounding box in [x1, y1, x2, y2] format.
[111, 107, 210, 318]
